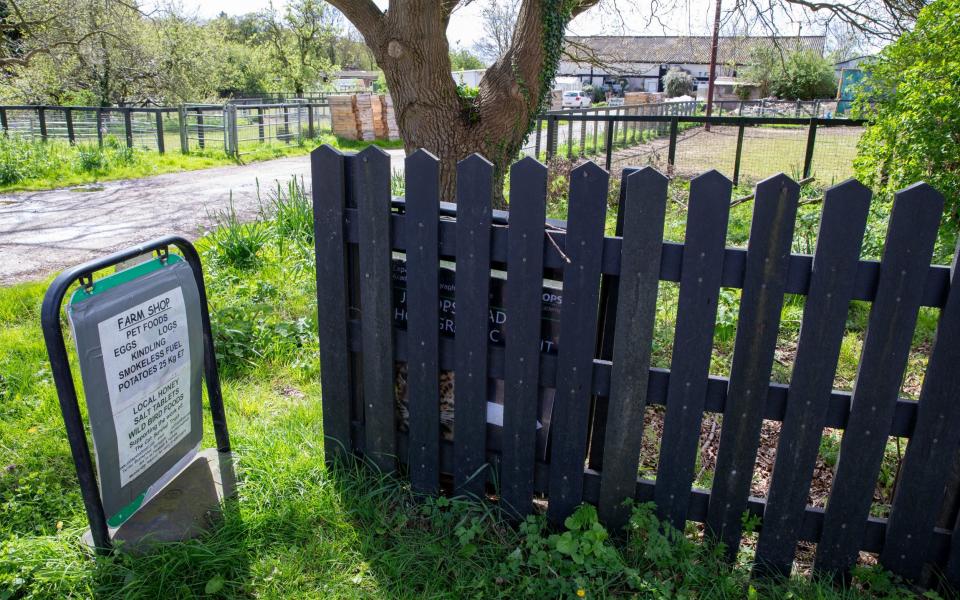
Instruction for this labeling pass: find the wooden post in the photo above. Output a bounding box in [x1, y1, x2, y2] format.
[178, 106, 188, 153]
[38, 106, 47, 141]
[0, 108, 7, 135]
[96, 108, 104, 147]
[155, 110, 165, 154]
[802, 120, 818, 179]
[196, 108, 205, 149]
[123, 109, 133, 148]
[65, 108, 76, 145]
[257, 107, 265, 143]
[732, 123, 745, 185]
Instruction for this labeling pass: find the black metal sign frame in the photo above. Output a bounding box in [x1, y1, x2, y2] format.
[41, 235, 230, 554]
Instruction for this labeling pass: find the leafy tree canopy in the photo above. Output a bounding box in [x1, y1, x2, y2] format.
[663, 68, 693, 98]
[854, 0, 960, 248]
[741, 46, 836, 100]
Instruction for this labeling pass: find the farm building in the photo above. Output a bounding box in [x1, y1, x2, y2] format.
[559, 35, 826, 93]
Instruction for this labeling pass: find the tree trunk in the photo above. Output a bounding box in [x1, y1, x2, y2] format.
[330, 0, 591, 209]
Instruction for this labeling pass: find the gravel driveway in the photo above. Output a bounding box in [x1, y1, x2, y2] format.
[0, 149, 407, 285]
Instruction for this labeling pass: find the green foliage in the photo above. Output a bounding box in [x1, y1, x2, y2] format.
[449, 48, 484, 71]
[207, 199, 270, 270]
[770, 50, 838, 100]
[854, 0, 960, 246]
[743, 47, 837, 100]
[664, 68, 694, 98]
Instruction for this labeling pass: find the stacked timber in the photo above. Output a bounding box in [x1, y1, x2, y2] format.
[355, 93, 376, 141]
[624, 91, 665, 105]
[381, 94, 400, 139]
[330, 95, 360, 140]
[330, 93, 400, 141]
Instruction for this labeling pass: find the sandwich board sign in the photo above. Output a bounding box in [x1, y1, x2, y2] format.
[68, 254, 204, 527]
[42, 237, 232, 553]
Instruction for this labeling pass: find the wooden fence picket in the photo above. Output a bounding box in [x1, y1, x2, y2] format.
[754, 180, 872, 577]
[453, 154, 494, 498]
[405, 150, 441, 494]
[310, 147, 957, 587]
[881, 239, 960, 580]
[596, 167, 667, 529]
[311, 145, 353, 462]
[501, 157, 548, 518]
[546, 161, 609, 526]
[654, 170, 732, 530]
[814, 183, 944, 578]
[355, 146, 396, 473]
[707, 174, 799, 557]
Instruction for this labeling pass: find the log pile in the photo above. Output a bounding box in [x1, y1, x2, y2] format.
[624, 91, 665, 105]
[330, 94, 400, 141]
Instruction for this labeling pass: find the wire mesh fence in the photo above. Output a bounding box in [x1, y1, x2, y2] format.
[0, 102, 331, 156]
[0, 106, 182, 152]
[532, 109, 866, 187]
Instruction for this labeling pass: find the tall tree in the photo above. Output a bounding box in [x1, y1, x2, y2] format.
[260, 0, 338, 95]
[473, 0, 518, 64]
[327, 0, 600, 205]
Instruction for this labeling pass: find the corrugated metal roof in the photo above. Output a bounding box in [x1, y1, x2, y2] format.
[564, 36, 826, 65]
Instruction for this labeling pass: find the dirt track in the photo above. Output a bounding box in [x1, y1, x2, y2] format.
[0, 149, 406, 285]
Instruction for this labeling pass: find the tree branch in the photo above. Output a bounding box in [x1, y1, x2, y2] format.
[324, 0, 384, 41]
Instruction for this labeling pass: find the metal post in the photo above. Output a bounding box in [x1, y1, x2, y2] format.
[796, 99, 802, 117]
[534, 118, 542, 158]
[733, 123, 745, 185]
[123, 109, 133, 148]
[545, 116, 556, 159]
[178, 106, 188, 153]
[38, 106, 48, 141]
[307, 104, 315, 138]
[580, 110, 587, 156]
[0, 108, 7, 135]
[155, 110, 165, 154]
[802, 120, 818, 179]
[65, 108, 76, 145]
[738, 101, 744, 116]
[282, 106, 290, 143]
[566, 116, 573, 159]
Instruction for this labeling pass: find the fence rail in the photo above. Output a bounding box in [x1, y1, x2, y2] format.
[313, 144, 960, 588]
[0, 102, 331, 155]
[533, 108, 866, 185]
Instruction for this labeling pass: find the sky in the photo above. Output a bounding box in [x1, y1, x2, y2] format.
[172, 0, 798, 50]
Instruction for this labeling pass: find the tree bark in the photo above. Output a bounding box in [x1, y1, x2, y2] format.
[327, 0, 597, 208]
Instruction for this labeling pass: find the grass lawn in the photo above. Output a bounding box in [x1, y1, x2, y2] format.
[0, 177, 944, 598]
[0, 133, 403, 194]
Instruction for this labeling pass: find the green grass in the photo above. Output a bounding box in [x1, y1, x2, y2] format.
[0, 179, 941, 598]
[0, 132, 402, 193]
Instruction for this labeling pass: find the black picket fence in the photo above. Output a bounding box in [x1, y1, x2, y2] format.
[311, 144, 960, 586]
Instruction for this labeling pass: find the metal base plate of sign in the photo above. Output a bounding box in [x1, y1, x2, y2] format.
[42, 236, 232, 554]
[81, 449, 235, 554]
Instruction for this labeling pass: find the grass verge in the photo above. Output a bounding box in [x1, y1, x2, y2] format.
[0, 133, 403, 193]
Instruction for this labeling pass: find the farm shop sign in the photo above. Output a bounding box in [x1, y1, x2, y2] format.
[389, 258, 562, 353]
[68, 256, 204, 527]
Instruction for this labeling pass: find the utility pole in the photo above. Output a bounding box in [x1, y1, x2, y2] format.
[704, 0, 722, 132]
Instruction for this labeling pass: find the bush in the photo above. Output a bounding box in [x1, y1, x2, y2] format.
[663, 68, 693, 98]
[854, 0, 960, 249]
[770, 50, 837, 100]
